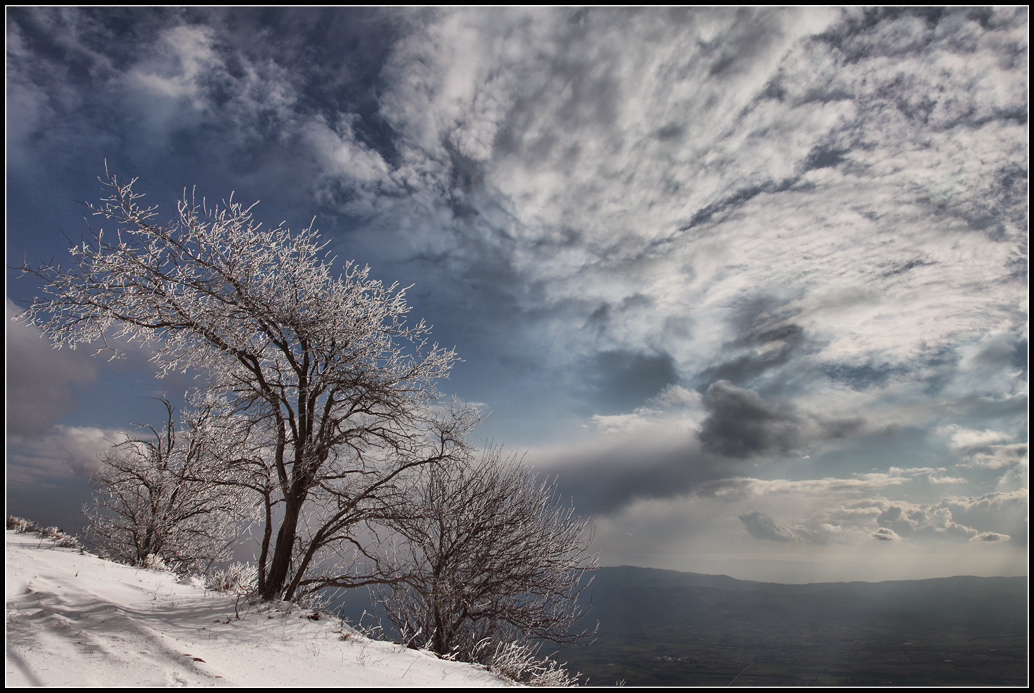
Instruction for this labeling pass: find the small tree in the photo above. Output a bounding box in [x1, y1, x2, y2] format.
[83, 398, 250, 573]
[20, 170, 474, 600]
[381, 448, 598, 661]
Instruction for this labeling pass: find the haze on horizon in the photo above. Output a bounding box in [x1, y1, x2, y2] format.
[6, 7, 1028, 584]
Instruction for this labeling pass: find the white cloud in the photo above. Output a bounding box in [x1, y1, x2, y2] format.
[937, 425, 1029, 479]
[302, 116, 395, 213]
[940, 424, 1014, 451]
[330, 8, 1028, 420]
[876, 503, 978, 540]
[729, 471, 916, 498]
[129, 25, 220, 101]
[938, 489, 1028, 539]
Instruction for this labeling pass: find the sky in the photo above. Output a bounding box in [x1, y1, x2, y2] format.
[6, 7, 1028, 583]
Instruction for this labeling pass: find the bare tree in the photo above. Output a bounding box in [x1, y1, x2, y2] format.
[20, 171, 475, 601]
[381, 448, 598, 661]
[83, 398, 250, 574]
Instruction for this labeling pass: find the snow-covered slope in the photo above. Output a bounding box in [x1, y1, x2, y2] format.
[5, 531, 507, 687]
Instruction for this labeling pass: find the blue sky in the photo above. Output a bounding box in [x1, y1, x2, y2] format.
[6, 7, 1028, 582]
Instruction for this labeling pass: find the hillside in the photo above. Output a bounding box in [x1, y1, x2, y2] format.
[5, 530, 507, 687]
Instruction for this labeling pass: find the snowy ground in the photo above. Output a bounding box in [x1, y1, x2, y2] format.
[5, 530, 507, 687]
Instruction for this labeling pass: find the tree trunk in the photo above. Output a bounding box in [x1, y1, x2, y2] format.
[261, 493, 303, 601]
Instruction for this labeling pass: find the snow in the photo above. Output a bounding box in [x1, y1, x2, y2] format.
[5, 531, 508, 687]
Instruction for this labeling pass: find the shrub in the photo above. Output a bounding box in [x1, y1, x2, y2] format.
[382, 447, 597, 659]
[477, 639, 581, 687]
[209, 562, 257, 596]
[7, 516, 38, 533]
[7, 518, 81, 550]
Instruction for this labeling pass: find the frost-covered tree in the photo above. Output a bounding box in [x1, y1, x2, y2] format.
[381, 448, 598, 661]
[83, 398, 250, 574]
[20, 171, 474, 601]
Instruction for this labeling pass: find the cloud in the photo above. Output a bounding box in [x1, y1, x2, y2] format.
[738, 511, 846, 545]
[739, 511, 799, 543]
[722, 469, 919, 499]
[941, 424, 1014, 453]
[6, 298, 99, 437]
[703, 473, 1026, 551]
[973, 532, 1010, 543]
[857, 492, 1029, 546]
[698, 380, 862, 459]
[532, 421, 717, 517]
[938, 490, 1028, 546]
[938, 424, 1029, 476]
[127, 24, 221, 103]
[876, 504, 978, 540]
[585, 350, 678, 414]
[7, 425, 127, 489]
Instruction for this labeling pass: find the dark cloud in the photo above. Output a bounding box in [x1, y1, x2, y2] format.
[6, 300, 99, 437]
[541, 432, 731, 517]
[739, 510, 843, 546]
[586, 350, 678, 414]
[968, 334, 1024, 369]
[879, 258, 936, 278]
[1010, 339, 1028, 372]
[698, 381, 805, 459]
[7, 425, 116, 486]
[680, 175, 801, 232]
[698, 381, 864, 460]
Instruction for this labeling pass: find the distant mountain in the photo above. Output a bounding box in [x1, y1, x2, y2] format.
[550, 566, 1028, 686]
[330, 565, 1027, 685]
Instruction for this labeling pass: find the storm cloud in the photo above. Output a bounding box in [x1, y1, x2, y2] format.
[699, 380, 862, 459]
[6, 299, 98, 437]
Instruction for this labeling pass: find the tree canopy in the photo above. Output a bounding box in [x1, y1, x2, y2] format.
[21, 172, 475, 600]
